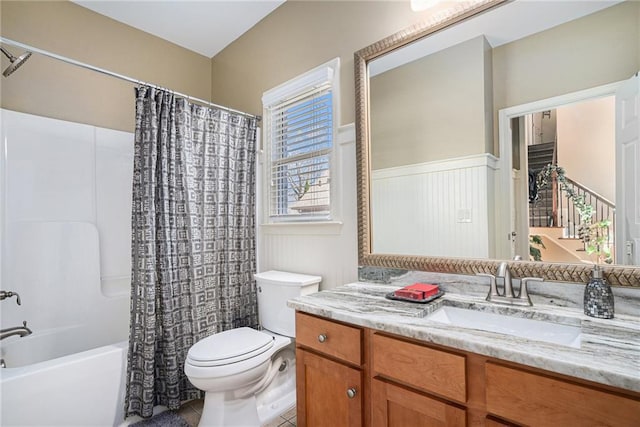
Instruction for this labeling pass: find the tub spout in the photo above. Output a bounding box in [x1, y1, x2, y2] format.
[0, 321, 32, 341]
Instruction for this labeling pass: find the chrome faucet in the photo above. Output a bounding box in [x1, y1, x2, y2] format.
[0, 290, 21, 305]
[478, 262, 543, 306]
[0, 321, 32, 341]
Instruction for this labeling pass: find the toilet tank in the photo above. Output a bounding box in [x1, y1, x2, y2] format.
[254, 270, 321, 337]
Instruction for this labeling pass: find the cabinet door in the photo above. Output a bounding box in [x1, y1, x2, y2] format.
[371, 378, 466, 427]
[296, 348, 363, 427]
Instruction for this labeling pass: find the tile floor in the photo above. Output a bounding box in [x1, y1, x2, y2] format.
[261, 406, 297, 427]
[175, 399, 204, 426]
[175, 399, 297, 427]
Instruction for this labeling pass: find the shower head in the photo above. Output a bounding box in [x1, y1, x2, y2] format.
[1, 46, 32, 77]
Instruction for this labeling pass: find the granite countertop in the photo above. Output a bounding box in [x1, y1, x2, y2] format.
[288, 282, 640, 393]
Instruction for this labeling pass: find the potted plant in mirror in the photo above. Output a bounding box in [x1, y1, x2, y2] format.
[529, 235, 545, 261]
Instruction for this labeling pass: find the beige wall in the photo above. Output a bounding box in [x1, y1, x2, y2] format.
[0, 1, 212, 132]
[557, 96, 615, 203]
[370, 36, 492, 170]
[210, 1, 444, 125]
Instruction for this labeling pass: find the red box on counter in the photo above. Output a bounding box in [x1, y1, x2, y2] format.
[393, 288, 426, 300]
[393, 283, 440, 300]
[405, 283, 439, 298]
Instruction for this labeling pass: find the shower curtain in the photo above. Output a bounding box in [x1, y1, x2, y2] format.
[125, 86, 259, 418]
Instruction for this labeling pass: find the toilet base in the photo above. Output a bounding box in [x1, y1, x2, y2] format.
[194, 341, 297, 427]
[199, 392, 260, 427]
[257, 387, 296, 426]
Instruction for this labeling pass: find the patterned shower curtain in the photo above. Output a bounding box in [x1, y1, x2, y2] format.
[125, 85, 259, 418]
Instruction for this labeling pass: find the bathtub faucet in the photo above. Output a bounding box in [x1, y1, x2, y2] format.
[0, 290, 21, 305]
[0, 321, 32, 341]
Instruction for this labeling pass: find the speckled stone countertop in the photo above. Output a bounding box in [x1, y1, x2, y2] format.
[288, 282, 640, 393]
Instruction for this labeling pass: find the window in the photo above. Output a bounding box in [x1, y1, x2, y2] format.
[262, 58, 339, 222]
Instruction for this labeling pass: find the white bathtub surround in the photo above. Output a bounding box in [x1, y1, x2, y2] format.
[288, 281, 640, 393]
[0, 108, 132, 345]
[1, 109, 134, 298]
[1, 109, 132, 363]
[126, 88, 259, 418]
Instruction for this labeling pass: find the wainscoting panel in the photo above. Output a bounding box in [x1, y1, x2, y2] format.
[371, 154, 497, 258]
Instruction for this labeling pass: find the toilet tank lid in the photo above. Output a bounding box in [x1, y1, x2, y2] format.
[254, 270, 322, 287]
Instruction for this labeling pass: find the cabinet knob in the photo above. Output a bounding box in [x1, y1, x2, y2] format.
[317, 334, 327, 343]
[346, 388, 357, 399]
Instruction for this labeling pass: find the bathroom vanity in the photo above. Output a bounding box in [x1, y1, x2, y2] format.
[290, 283, 640, 426]
[324, 0, 640, 423]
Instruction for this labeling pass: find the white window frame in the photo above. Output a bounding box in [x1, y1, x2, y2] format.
[262, 58, 340, 224]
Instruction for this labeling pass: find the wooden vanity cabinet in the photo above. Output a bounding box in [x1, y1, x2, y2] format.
[295, 312, 640, 427]
[295, 312, 365, 427]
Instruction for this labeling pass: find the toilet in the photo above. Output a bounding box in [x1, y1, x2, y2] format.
[184, 270, 321, 426]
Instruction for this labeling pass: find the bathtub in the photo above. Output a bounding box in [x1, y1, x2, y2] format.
[0, 340, 129, 427]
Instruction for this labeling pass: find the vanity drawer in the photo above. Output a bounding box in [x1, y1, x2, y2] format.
[485, 362, 640, 426]
[296, 312, 363, 365]
[372, 333, 466, 403]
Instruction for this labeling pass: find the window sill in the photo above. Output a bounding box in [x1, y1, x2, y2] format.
[260, 221, 344, 236]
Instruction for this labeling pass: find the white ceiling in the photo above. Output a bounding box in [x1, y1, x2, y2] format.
[370, 0, 624, 76]
[72, 0, 286, 58]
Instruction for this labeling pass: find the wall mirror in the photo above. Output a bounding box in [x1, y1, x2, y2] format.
[354, 0, 640, 287]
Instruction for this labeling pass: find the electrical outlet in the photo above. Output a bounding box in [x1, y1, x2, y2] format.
[457, 208, 472, 223]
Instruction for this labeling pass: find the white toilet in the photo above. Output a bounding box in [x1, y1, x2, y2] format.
[184, 270, 321, 426]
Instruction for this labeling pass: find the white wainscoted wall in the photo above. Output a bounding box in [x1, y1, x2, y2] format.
[371, 154, 498, 258]
[258, 124, 359, 291]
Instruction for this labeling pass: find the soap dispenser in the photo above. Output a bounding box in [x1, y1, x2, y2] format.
[584, 265, 614, 319]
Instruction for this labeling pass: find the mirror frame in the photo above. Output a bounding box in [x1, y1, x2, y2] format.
[354, 0, 640, 287]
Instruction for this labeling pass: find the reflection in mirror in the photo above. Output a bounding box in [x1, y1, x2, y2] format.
[370, 35, 496, 258]
[503, 78, 640, 268]
[514, 97, 616, 266]
[366, 0, 639, 267]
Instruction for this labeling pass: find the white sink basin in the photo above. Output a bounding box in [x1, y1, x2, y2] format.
[427, 306, 582, 348]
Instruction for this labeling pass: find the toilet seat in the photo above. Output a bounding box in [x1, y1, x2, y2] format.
[186, 327, 275, 367]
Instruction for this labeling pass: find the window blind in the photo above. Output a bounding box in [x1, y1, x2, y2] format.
[267, 84, 333, 220]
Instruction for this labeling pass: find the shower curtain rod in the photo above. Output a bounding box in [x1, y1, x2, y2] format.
[0, 37, 261, 121]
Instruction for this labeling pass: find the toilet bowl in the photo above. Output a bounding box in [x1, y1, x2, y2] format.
[184, 271, 321, 427]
